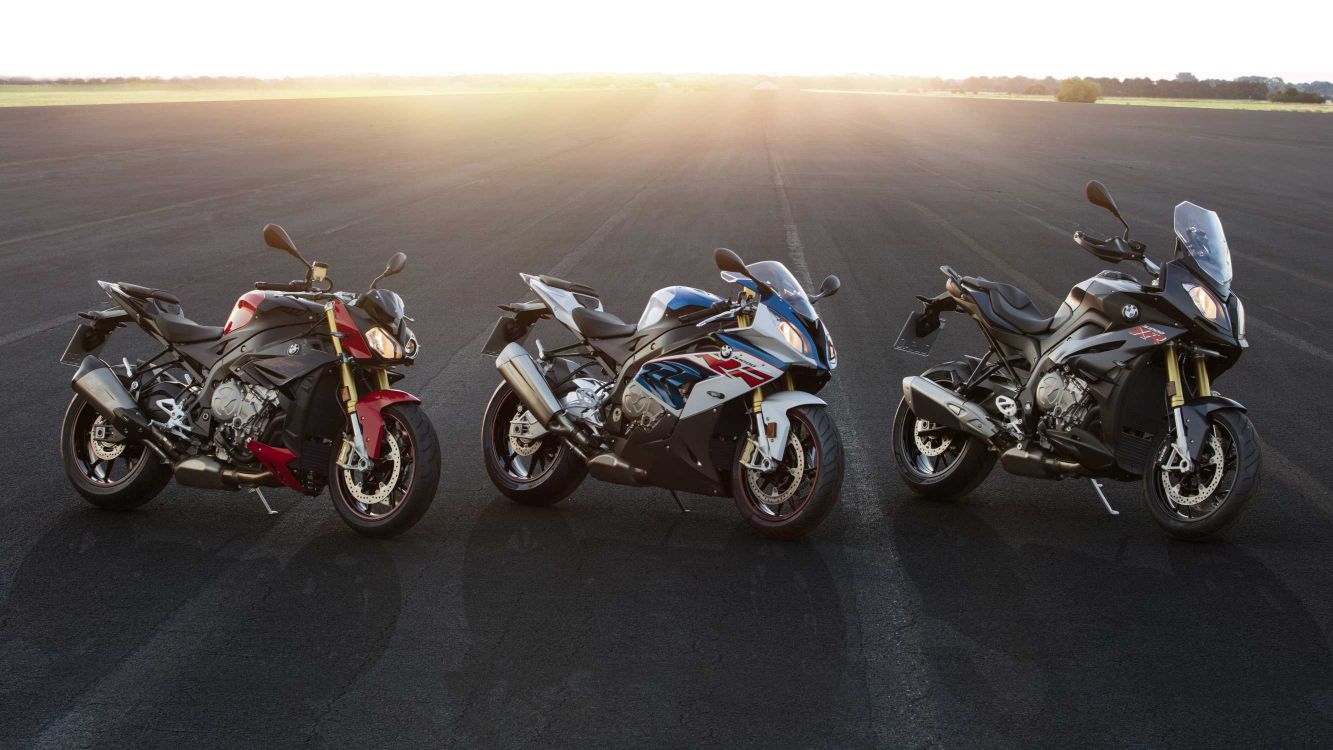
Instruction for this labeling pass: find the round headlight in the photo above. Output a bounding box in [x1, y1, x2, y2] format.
[403, 332, 418, 358]
[365, 326, 403, 360]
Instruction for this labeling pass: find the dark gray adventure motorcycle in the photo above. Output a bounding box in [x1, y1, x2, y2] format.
[893, 181, 1259, 540]
[59, 224, 439, 537]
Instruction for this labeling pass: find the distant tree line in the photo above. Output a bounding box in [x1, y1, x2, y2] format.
[0, 73, 1328, 102]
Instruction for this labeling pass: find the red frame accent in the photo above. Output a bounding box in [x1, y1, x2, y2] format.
[355, 390, 421, 459]
[224, 290, 266, 334]
[246, 440, 304, 492]
[332, 300, 373, 359]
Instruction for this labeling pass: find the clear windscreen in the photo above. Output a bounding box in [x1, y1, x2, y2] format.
[746, 261, 816, 319]
[1174, 201, 1233, 287]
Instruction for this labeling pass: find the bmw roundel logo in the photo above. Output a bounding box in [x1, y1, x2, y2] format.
[288, 343, 301, 355]
[718, 345, 733, 359]
[1122, 304, 1139, 321]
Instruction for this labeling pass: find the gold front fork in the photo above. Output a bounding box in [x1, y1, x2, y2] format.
[325, 305, 359, 413]
[1194, 355, 1212, 397]
[375, 368, 390, 391]
[1164, 343, 1185, 408]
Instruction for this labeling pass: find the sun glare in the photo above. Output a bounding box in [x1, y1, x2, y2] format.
[3, 0, 1330, 80]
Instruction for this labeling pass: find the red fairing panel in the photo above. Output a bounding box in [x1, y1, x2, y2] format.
[355, 390, 421, 460]
[224, 291, 266, 334]
[332, 300, 373, 359]
[246, 440, 305, 492]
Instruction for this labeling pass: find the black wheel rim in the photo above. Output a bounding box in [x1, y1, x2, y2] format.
[898, 408, 966, 480]
[490, 390, 562, 484]
[69, 401, 149, 488]
[340, 412, 416, 520]
[1154, 421, 1239, 521]
[741, 415, 819, 521]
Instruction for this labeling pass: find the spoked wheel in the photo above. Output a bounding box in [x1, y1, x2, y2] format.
[329, 403, 440, 537]
[60, 394, 170, 509]
[1144, 409, 1261, 541]
[891, 369, 996, 500]
[732, 405, 842, 540]
[481, 382, 586, 506]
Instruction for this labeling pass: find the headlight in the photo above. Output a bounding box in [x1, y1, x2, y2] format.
[826, 330, 838, 369]
[1184, 283, 1227, 326]
[403, 331, 418, 358]
[365, 326, 403, 359]
[1234, 296, 1246, 343]
[776, 320, 811, 355]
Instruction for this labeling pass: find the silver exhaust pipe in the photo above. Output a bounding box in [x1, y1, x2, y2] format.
[902, 375, 1000, 441]
[72, 355, 151, 437]
[495, 342, 564, 425]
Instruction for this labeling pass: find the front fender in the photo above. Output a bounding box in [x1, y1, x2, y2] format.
[1180, 395, 1246, 462]
[355, 389, 422, 460]
[757, 391, 826, 463]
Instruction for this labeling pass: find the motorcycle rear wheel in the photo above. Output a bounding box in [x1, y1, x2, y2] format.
[891, 369, 996, 500]
[481, 381, 586, 506]
[60, 394, 170, 510]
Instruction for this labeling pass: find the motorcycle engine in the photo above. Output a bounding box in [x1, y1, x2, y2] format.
[1035, 368, 1093, 432]
[210, 379, 280, 463]
[618, 380, 666, 433]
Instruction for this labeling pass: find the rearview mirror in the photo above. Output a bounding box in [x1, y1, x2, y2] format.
[714, 248, 747, 275]
[263, 223, 310, 267]
[1085, 181, 1130, 237]
[813, 274, 841, 301]
[370, 252, 408, 289]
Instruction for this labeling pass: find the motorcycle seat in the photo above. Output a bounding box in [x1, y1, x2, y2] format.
[155, 310, 224, 343]
[962, 276, 1053, 335]
[571, 306, 636, 339]
[538, 275, 599, 298]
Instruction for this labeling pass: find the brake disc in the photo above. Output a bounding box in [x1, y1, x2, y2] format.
[746, 432, 805, 506]
[343, 430, 403, 505]
[89, 416, 125, 461]
[914, 418, 952, 457]
[508, 410, 542, 457]
[1162, 429, 1225, 507]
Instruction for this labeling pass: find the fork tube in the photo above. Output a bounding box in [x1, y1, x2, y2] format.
[325, 304, 359, 412]
[1164, 343, 1185, 408]
[1194, 355, 1212, 397]
[375, 368, 390, 391]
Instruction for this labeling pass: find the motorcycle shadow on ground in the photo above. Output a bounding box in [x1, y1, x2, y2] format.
[0, 505, 402, 748]
[892, 498, 1333, 747]
[449, 497, 864, 748]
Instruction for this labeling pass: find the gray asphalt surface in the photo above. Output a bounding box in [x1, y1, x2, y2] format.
[2, 90, 1332, 748]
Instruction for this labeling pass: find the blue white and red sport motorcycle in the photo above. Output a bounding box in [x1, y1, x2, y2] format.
[481, 248, 844, 539]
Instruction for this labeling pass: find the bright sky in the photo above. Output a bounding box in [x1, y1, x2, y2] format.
[6, 0, 1330, 81]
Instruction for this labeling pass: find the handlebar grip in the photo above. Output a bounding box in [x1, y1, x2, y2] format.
[680, 300, 732, 324]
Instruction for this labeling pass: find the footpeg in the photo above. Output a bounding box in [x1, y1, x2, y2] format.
[1089, 479, 1119, 516]
[253, 487, 278, 515]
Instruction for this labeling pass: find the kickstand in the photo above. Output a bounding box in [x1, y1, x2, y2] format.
[252, 487, 278, 516]
[1089, 479, 1119, 516]
[668, 490, 693, 514]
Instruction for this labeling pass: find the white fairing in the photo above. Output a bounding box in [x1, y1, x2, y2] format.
[521, 273, 602, 332]
[725, 304, 821, 368]
[757, 391, 826, 463]
[636, 288, 673, 331]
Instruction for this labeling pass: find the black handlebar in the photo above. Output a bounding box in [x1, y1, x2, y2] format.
[255, 280, 308, 292]
[679, 299, 733, 324]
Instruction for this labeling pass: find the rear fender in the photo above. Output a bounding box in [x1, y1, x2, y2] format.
[355, 389, 421, 460]
[757, 391, 826, 463]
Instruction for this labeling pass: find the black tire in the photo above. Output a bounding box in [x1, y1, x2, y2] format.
[60, 394, 170, 510]
[1143, 409, 1261, 541]
[481, 381, 586, 506]
[329, 402, 440, 538]
[732, 404, 843, 540]
[892, 366, 997, 500]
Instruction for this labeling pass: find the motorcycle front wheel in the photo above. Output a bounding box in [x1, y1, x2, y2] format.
[329, 402, 440, 538]
[1143, 409, 1261, 541]
[731, 405, 843, 540]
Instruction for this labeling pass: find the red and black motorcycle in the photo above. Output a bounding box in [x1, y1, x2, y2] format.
[59, 224, 440, 537]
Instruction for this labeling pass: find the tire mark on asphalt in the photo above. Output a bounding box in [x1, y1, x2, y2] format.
[766, 131, 940, 749]
[0, 174, 328, 249]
